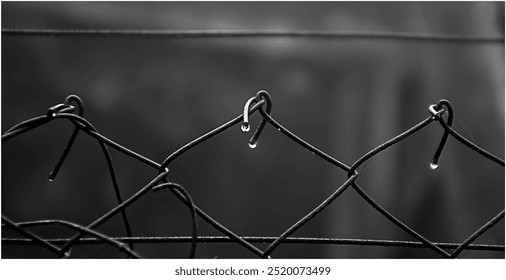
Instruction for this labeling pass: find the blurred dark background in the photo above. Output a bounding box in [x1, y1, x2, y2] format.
[1, 2, 504, 258]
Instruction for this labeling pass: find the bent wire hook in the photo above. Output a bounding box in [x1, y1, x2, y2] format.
[428, 99, 454, 170]
[49, 95, 84, 181]
[242, 90, 272, 148]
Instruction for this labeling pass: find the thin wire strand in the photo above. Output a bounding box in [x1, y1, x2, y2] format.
[160, 100, 265, 170]
[343, 116, 452, 258]
[153, 183, 198, 258]
[350, 182, 452, 258]
[2, 116, 52, 142]
[450, 210, 505, 258]
[258, 107, 450, 258]
[48, 95, 85, 181]
[262, 174, 359, 257]
[57, 171, 168, 256]
[348, 117, 434, 174]
[12, 219, 142, 258]
[2, 112, 136, 251]
[49, 113, 136, 251]
[437, 117, 505, 166]
[3, 236, 503, 251]
[1, 215, 64, 256]
[166, 185, 265, 257]
[2, 29, 504, 43]
[259, 109, 349, 171]
[430, 100, 454, 169]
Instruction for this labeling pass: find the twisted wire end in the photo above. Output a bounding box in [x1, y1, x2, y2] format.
[428, 100, 454, 171]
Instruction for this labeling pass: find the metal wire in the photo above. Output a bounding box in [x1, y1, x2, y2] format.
[2, 28, 504, 43]
[4, 236, 503, 252]
[429, 100, 454, 170]
[12, 219, 142, 258]
[2, 109, 265, 258]
[3, 106, 136, 252]
[2, 93, 504, 258]
[252, 95, 450, 258]
[2, 216, 64, 257]
[450, 210, 506, 258]
[48, 95, 84, 181]
[152, 183, 199, 259]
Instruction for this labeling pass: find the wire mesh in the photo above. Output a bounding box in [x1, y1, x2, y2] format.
[2, 88, 504, 259]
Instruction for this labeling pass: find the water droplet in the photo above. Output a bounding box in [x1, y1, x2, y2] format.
[51, 113, 57, 118]
[241, 123, 250, 132]
[429, 162, 439, 170]
[249, 142, 257, 149]
[49, 178, 54, 182]
[277, 128, 281, 131]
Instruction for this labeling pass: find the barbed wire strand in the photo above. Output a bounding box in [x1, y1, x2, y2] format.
[2, 28, 504, 43]
[3, 236, 502, 251]
[11, 219, 142, 258]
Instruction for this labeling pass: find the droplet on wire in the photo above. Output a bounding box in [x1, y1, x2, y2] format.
[241, 123, 250, 132]
[429, 162, 439, 170]
[249, 142, 257, 149]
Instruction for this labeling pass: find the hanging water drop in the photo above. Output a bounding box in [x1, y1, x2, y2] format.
[277, 128, 281, 131]
[429, 162, 439, 170]
[249, 142, 257, 149]
[241, 123, 250, 132]
[48, 178, 54, 182]
[51, 113, 57, 118]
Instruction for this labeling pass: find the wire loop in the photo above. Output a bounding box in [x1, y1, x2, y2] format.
[429, 100, 454, 170]
[49, 95, 84, 181]
[241, 90, 272, 148]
